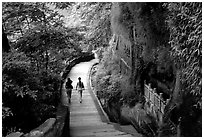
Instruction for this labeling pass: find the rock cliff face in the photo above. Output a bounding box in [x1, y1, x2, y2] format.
[95, 2, 201, 137]
[106, 2, 178, 136]
[111, 2, 175, 101]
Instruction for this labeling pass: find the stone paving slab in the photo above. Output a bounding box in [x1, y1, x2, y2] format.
[66, 59, 136, 137]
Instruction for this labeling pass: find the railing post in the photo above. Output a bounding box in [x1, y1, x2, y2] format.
[144, 80, 146, 97]
[153, 88, 156, 94]
[148, 83, 151, 88]
[153, 88, 156, 106]
[159, 93, 163, 112]
[159, 93, 163, 99]
[148, 83, 151, 100]
[166, 98, 170, 105]
[177, 117, 182, 137]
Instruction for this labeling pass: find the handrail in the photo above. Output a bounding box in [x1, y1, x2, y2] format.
[144, 81, 177, 135]
[144, 81, 170, 114]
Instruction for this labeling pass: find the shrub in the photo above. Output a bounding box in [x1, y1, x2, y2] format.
[95, 47, 139, 106]
[2, 51, 61, 136]
[95, 47, 120, 99]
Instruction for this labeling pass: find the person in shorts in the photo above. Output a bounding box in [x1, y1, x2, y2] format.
[76, 77, 85, 103]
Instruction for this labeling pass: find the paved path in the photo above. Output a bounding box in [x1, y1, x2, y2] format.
[66, 59, 135, 137]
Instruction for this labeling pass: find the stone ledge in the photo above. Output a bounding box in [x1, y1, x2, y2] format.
[23, 118, 56, 137]
[6, 132, 24, 137]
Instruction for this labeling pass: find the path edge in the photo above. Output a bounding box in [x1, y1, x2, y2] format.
[87, 60, 111, 123]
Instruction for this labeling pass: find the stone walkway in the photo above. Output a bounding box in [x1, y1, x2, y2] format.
[66, 59, 135, 137]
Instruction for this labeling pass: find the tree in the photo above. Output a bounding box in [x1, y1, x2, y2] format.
[2, 2, 82, 136]
[3, 2, 83, 74]
[2, 2, 66, 42]
[157, 2, 202, 136]
[67, 2, 112, 50]
[167, 2, 202, 107]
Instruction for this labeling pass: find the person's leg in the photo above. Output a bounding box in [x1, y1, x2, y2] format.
[79, 90, 82, 103]
[70, 90, 72, 98]
[68, 90, 71, 103]
[70, 90, 72, 103]
[78, 90, 81, 102]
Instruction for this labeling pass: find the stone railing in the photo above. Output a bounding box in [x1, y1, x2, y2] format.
[144, 81, 170, 114]
[7, 52, 94, 137]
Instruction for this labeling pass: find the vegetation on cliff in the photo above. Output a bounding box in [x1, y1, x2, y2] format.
[164, 2, 202, 136]
[92, 2, 202, 137]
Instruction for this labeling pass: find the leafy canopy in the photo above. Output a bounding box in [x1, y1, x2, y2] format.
[167, 2, 202, 106]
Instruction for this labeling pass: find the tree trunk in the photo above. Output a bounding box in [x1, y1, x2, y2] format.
[45, 50, 49, 73]
[2, 26, 10, 52]
[172, 69, 183, 105]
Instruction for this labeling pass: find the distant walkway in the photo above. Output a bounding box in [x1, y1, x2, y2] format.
[66, 59, 134, 137]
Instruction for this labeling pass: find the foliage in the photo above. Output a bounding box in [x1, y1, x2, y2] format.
[3, 2, 85, 73]
[2, 51, 36, 99]
[120, 76, 139, 107]
[50, 2, 73, 9]
[95, 47, 139, 106]
[95, 48, 118, 98]
[166, 2, 202, 107]
[51, 2, 112, 51]
[178, 93, 202, 136]
[2, 2, 76, 136]
[140, 3, 169, 36]
[15, 26, 82, 74]
[76, 2, 112, 49]
[92, 2, 202, 137]
[2, 2, 65, 39]
[2, 51, 61, 136]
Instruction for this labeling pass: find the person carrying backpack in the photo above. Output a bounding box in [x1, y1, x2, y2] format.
[76, 77, 85, 103]
[66, 78, 73, 103]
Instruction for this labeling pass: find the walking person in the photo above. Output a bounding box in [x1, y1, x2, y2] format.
[76, 77, 85, 103]
[66, 78, 73, 103]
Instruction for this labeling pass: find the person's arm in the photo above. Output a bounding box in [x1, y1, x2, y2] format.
[70, 80, 73, 89]
[82, 82, 85, 89]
